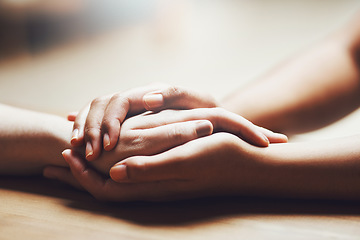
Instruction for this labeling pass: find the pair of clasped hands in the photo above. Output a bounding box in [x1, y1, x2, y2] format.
[45, 84, 287, 201]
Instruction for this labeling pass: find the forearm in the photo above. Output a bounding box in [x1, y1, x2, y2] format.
[222, 14, 360, 135]
[0, 104, 72, 175]
[255, 135, 360, 200]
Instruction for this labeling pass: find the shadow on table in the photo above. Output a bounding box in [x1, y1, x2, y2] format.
[1, 176, 360, 226]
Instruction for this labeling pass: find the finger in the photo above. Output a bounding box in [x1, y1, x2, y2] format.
[70, 84, 166, 154]
[84, 96, 111, 161]
[257, 127, 288, 143]
[61, 149, 111, 198]
[67, 112, 78, 122]
[109, 133, 230, 183]
[130, 108, 270, 147]
[99, 83, 213, 152]
[100, 94, 130, 152]
[110, 154, 183, 184]
[207, 108, 270, 147]
[70, 104, 90, 147]
[43, 166, 84, 190]
[62, 149, 195, 201]
[62, 149, 153, 201]
[143, 85, 217, 111]
[128, 120, 213, 156]
[100, 85, 167, 152]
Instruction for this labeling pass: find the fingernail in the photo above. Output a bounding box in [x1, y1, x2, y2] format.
[70, 129, 79, 144]
[103, 133, 111, 150]
[110, 165, 128, 182]
[195, 120, 213, 137]
[261, 133, 270, 146]
[86, 142, 93, 160]
[62, 149, 71, 161]
[143, 93, 164, 109]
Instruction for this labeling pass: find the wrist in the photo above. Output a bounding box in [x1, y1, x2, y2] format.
[0, 105, 73, 175]
[254, 138, 360, 200]
[41, 115, 73, 167]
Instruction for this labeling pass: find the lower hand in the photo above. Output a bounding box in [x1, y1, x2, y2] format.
[47, 133, 272, 201]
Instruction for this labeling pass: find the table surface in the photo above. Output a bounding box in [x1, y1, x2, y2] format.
[1, 1, 360, 239]
[1, 176, 360, 240]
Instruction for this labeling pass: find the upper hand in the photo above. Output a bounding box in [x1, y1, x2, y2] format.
[69, 84, 218, 160]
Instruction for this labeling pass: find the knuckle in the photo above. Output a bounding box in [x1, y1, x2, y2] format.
[90, 96, 107, 107]
[102, 118, 119, 131]
[128, 158, 148, 177]
[168, 127, 186, 143]
[85, 127, 101, 140]
[167, 86, 186, 99]
[215, 133, 241, 150]
[120, 133, 147, 156]
[101, 118, 111, 129]
[110, 93, 130, 106]
[125, 133, 144, 146]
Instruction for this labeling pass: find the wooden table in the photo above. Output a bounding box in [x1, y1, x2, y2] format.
[1, 176, 360, 240]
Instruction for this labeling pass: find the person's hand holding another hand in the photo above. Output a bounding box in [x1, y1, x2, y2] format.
[69, 84, 218, 160]
[69, 84, 286, 161]
[53, 132, 277, 201]
[54, 108, 287, 176]
[45, 108, 287, 197]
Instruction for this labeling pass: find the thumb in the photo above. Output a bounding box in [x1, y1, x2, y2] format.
[109, 147, 189, 183]
[142, 86, 218, 111]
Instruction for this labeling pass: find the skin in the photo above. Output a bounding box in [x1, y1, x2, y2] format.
[70, 83, 291, 162]
[0, 103, 285, 177]
[84, 108, 287, 175]
[59, 133, 360, 202]
[47, 11, 360, 201]
[222, 12, 360, 135]
[0, 103, 72, 175]
[70, 84, 220, 160]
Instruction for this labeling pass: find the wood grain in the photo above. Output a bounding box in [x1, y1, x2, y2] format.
[1, 176, 360, 240]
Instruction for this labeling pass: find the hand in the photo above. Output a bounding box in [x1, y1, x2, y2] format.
[46, 133, 273, 201]
[69, 84, 218, 160]
[45, 107, 287, 201]
[71, 108, 287, 174]
[69, 84, 285, 161]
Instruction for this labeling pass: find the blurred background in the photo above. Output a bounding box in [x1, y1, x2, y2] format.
[0, 0, 359, 141]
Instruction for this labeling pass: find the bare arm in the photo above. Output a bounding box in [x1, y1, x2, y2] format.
[222, 12, 360, 135]
[0, 104, 72, 175]
[257, 135, 360, 200]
